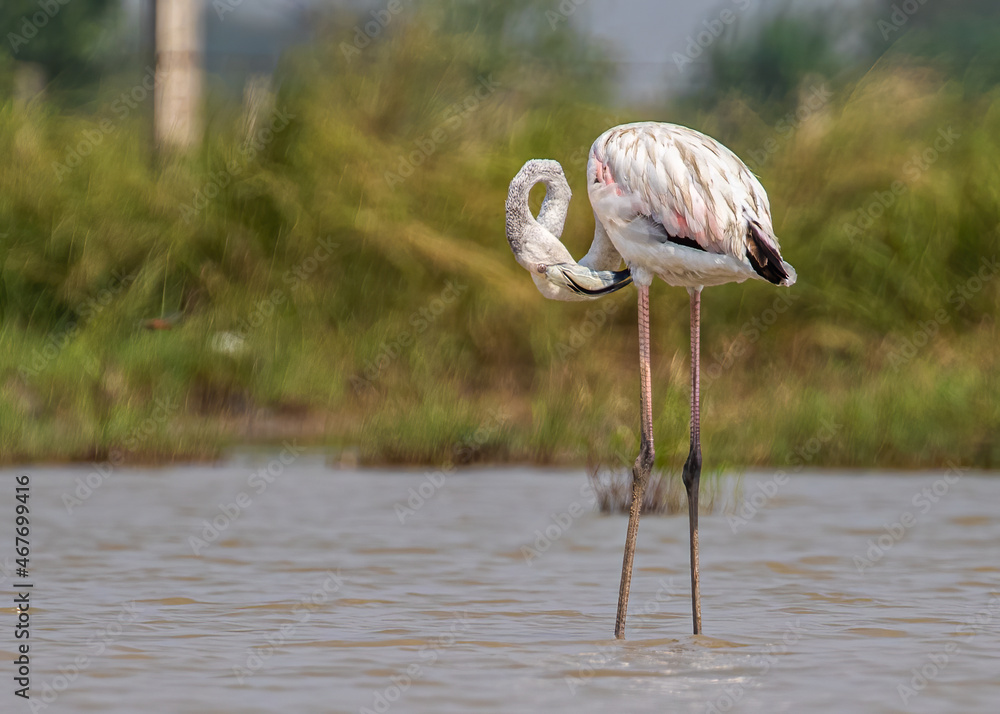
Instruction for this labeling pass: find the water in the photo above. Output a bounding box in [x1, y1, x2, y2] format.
[4, 460, 999, 713]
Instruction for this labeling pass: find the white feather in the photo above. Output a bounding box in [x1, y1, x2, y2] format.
[587, 122, 795, 288]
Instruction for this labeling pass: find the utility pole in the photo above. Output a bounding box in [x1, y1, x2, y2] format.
[155, 0, 203, 151]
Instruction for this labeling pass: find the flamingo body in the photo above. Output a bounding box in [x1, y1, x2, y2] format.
[587, 122, 796, 289]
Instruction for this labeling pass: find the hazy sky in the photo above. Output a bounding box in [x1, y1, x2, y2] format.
[126, 0, 877, 99]
[579, 0, 874, 101]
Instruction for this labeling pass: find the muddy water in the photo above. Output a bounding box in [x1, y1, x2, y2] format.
[4, 461, 999, 713]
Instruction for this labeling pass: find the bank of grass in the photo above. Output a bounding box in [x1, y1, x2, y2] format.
[0, 21, 998, 469]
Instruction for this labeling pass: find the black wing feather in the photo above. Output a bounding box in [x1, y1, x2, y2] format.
[745, 221, 789, 285]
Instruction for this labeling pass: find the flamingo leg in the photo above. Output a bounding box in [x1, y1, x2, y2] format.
[615, 284, 655, 639]
[682, 287, 703, 635]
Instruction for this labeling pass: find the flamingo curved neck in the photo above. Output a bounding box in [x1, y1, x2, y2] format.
[505, 160, 572, 259]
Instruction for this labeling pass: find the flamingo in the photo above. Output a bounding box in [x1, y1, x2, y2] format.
[504, 122, 796, 638]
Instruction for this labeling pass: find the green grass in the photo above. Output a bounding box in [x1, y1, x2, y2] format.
[0, 16, 998, 469]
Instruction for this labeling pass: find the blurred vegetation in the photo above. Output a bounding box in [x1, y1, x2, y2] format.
[704, 10, 847, 107]
[0, 1, 997, 469]
[0, 0, 119, 91]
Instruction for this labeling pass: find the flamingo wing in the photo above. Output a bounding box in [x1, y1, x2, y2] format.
[587, 122, 791, 286]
